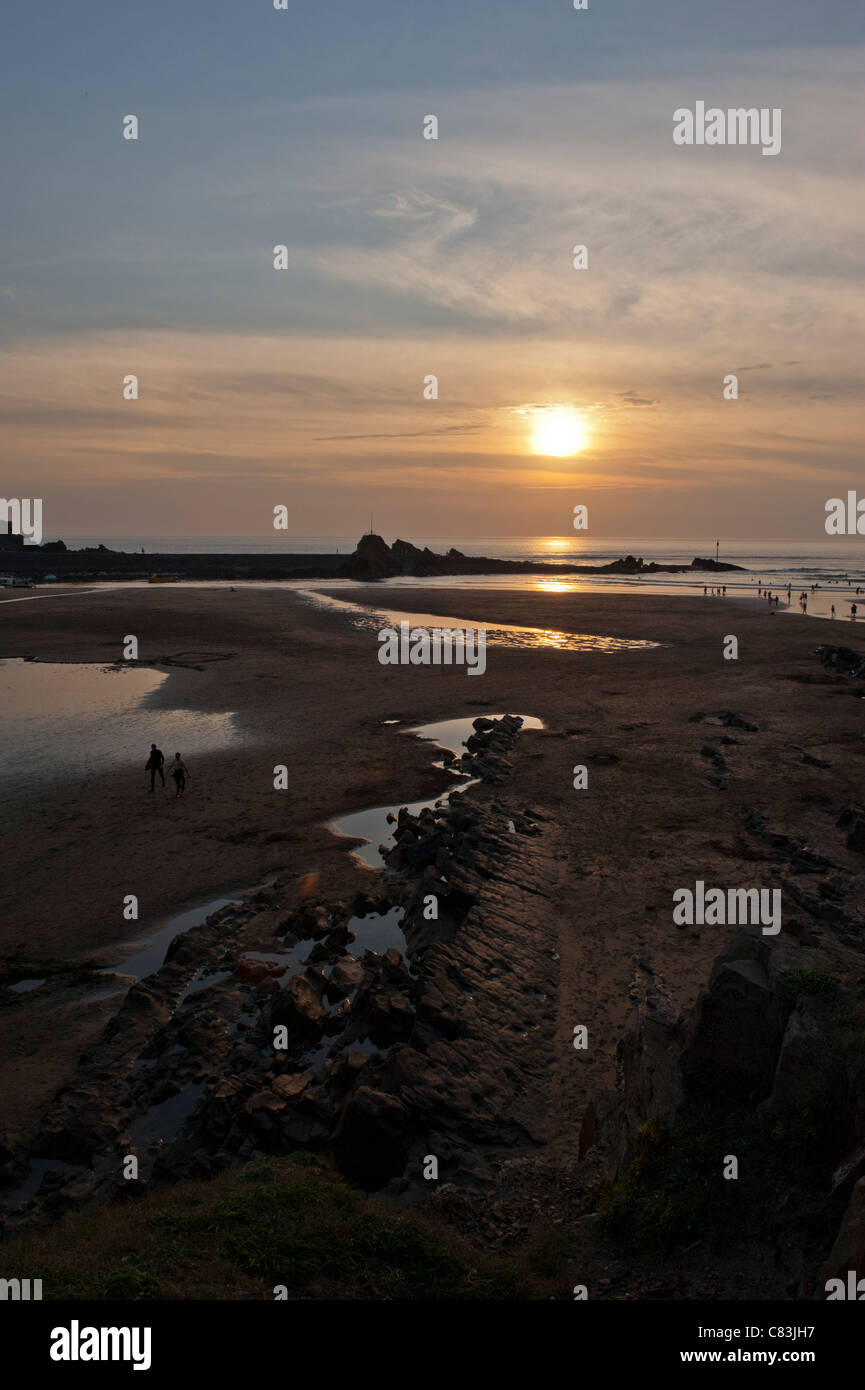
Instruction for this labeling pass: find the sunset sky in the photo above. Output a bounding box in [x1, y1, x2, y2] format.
[1, 0, 863, 541]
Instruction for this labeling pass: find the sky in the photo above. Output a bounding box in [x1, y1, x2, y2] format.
[1, 0, 863, 542]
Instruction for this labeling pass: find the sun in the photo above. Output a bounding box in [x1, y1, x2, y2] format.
[530, 407, 589, 457]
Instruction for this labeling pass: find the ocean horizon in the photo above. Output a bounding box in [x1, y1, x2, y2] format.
[47, 534, 865, 578]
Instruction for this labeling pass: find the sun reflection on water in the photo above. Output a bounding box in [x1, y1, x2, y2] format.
[301, 592, 659, 654]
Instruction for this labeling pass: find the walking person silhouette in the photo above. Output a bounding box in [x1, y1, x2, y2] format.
[171, 753, 190, 798]
[145, 744, 165, 792]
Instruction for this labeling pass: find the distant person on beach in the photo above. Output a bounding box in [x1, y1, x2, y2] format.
[852, 604, 858, 620]
[146, 743, 165, 791]
[831, 605, 836, 618]
[171, 753, 190, 797]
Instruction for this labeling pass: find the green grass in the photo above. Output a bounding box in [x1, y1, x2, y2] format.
[0, 1154, 535, 1300]
[598, 1114, 737, 1249]
[597, 1101, 831, 1253]
[785, 969, 842, 1003]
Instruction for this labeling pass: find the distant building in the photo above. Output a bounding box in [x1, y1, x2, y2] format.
[0, 521, 24, 551]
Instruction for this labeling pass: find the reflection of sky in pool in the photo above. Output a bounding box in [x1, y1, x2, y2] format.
[301, 590, 659, 653]
[0, 659, 238, 792]
[329, 714, 541, 867]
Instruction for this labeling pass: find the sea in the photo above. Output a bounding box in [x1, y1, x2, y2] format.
[54, 534, 865, 577]
[40, 535, 865, 622]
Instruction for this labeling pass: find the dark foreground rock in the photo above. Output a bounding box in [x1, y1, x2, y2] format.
[585, 914, 865, 1297]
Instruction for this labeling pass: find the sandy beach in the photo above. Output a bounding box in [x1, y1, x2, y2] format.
[1, 580, 861, 1181]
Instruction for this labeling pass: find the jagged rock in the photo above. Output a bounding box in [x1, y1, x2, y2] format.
[382, 948, 411, 989]
[331, 1086, 411, 1188]
[36, 1098, 120, 1166]
[267, 974, 325, 1033]
[58, 1173, 99, 1205]
[245, 1090, 287, 1115]
[700, 744, 728, 770]
[692, 710, 759, 731]
[329, 957, 364, 996]
[681, 956, 787, 1097]
[579, 1100, 599, 1159]
[762, 1010, 847, 1139]
[831, 1145, 865, 1199]
[328, 1051, 370, 1095]
[836, 803, 865, 831]
[791, 745, 833, 769]
[722, 711, 759, 730]
[341, 532, 396, 580]
[619, 1005, 685, 1134]
[846, 820, 865, 853]
[414, 974, 466, 1040]
[325, 923, 352, 951]
[200, 1078, 248, 1144]
[284, 904, 329, 941]
[273, 1072, 312, 1100]
[233, 956, 286, 988]
[819, 1177, 865, 1292]
[362, 990, 413, 1042]
[388, 994, 414, 1033]
[279, 1111, 332, 1147]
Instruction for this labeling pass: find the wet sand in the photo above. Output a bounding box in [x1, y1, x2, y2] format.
[1, 582, 862, 1155]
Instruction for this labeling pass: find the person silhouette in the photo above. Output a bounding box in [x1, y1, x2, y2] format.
[145, 743, 165, 791]
[171, 753, 190, 798]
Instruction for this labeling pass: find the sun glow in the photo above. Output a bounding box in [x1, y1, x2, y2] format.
[530, 407, 589, 457]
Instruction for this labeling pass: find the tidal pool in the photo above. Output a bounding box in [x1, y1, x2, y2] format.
[0, 659, 237, 794]
[329, 713, 542, 867]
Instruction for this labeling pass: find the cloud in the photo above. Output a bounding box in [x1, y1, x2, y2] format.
[1, 50, 863, 536]
[314, 424, 484, 441]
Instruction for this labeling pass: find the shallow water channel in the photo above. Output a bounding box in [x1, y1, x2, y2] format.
[300, 589, 659, 655]
[329, 714, 544, 868]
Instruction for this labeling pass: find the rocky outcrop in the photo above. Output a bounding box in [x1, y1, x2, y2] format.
[1, 715, 559, 1220]
[336, 536, 744, 583]
[587, 910, 865, 1297]
[331, 1086, 412, 1190]
[820, 1178, 865, 1292]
